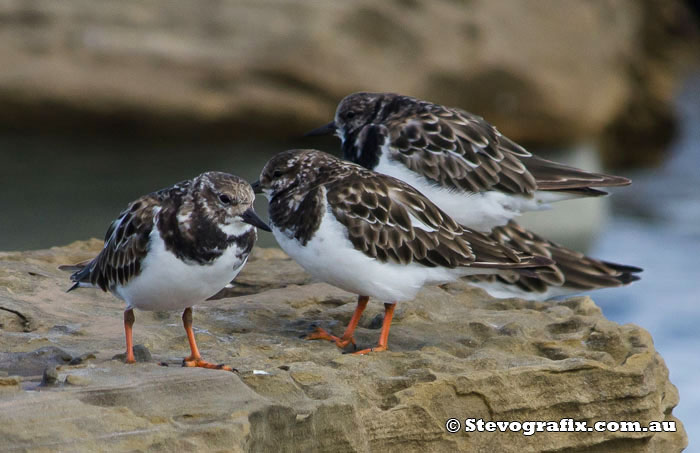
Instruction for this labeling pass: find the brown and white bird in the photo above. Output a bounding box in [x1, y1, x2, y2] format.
[306, 92, 641, 299]
[61, 171, 270, 370]
[254, 149, 553, 353]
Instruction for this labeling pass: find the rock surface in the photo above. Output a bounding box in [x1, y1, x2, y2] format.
[0, 0, 696, 155]
[0, 241, 687, 452]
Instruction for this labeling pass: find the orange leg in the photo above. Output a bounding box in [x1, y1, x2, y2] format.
[181, 307, 234, 372]
[307, 296, 369, 349]
[354, 303, 396, 355]
[124, 309, 136, 364]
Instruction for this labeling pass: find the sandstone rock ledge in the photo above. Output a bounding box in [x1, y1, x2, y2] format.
[0, 241, 686, 452]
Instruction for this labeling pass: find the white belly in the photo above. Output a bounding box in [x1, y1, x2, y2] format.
[115, 230, 247, 311]
[375, 155, 559, 231]
[272, 207, 483, 302]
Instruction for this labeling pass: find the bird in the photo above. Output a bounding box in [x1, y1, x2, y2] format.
[60, 171, 271, 370]
[253, 149, 554, 354]
[306, 91, 632, 231]
[305, 91, 641, 299]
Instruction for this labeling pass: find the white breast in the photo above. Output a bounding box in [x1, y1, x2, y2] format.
[115, 228, 250, 311]
[272, 204, 490, 303]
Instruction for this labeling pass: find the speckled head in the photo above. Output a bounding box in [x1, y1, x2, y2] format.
[194, 171, 270, 232]
[333, 92, 390, 137]
[305, 92, 398, 141]
[304, 92, 421, 170]
[256, 149, 355, 200]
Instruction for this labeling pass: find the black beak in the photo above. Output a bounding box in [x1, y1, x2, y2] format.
[304, 121, 336, 137]
[240, 207, 271, 232]
[251, 180, 262, 194]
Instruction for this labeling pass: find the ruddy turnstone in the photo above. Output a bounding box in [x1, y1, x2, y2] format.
[306, 92, 641, 299]
[60, 172, 270, 370]
[306, 91, 631, 231]
[253, 149, 553, 354]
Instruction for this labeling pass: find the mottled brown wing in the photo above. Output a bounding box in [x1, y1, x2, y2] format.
[386, 105, 538, 195]
[467, 221, 642, 294]
[326, 173, 547, 269]
[385, 105, 630, 195]
[70, 196, 159, 291]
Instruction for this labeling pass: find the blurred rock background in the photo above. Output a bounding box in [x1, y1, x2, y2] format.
[0, 0, 695, 155]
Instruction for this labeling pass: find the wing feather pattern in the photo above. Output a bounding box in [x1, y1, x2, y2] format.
[67, 197, 159, 292]
[326, 172, 552, 270]
[382, 102, 629, 196]
[466, 221, 642, 295]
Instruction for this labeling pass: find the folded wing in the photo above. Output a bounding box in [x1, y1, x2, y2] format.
[326, 172, 552, 270]
[385, 104, 629, 196]
[67, 197, 159, 292]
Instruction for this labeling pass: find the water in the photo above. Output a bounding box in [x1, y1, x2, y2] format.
[0, 135, 335, 250]
[592, 71, 700, 448]
[1, 72, 698, 447]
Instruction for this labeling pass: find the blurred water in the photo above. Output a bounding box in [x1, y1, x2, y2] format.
[0, 135, 334, 251]
[592, 71, 700, 447]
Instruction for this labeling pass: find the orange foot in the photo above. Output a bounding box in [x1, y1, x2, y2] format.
[306, 326, 355, 349]
[182, 357, 236, 372]
[352, 345, 388, 355]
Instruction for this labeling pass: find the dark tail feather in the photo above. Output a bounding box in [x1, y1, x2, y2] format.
[599, 260, 644, 274]
[595, 260, 643, 285]
[59, 259, 94, 292]
[617, 272, 641, 285]
[549, 187, 609, 198]
[66, 281, 81, 293]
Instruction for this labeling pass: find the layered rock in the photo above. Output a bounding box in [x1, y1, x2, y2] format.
[0, 241, 686, 452]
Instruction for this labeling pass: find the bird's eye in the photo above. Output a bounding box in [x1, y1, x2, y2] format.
[272, 169, 284, 178]
[218, 194, 231, 204]
[346, 111, 356, 119]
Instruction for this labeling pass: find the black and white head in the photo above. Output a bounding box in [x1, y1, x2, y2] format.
[305, 92, 422, 169]
[193, 172, 270, 234]
[253, 149, 353, 201]
[306, 92, 394, 141]
[333, 92, 391, 140]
